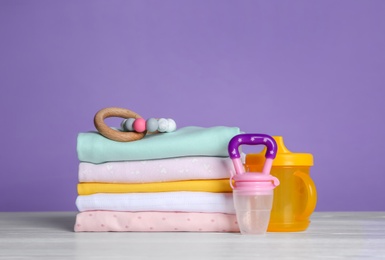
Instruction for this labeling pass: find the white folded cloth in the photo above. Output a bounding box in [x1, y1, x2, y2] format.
[76, 192, 235, 214]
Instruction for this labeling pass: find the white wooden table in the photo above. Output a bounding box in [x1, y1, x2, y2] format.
[0, 212, 384, 259]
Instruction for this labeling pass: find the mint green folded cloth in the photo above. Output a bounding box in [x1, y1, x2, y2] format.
[77, 126, 240, 163]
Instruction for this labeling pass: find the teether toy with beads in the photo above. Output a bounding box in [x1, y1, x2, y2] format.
[94, 107, 176, 142]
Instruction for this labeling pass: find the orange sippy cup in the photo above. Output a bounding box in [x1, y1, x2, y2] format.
[245, 136, 317, 232]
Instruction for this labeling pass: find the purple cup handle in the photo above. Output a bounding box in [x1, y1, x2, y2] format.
[228, 134, 278, 159]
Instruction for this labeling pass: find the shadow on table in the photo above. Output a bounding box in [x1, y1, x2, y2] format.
[24, 212, 77, 232]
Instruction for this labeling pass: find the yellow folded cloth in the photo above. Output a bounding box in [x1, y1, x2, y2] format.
[78, 179, 232, 195]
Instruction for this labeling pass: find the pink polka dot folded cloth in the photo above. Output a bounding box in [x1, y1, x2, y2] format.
[75, 211, 240, 232]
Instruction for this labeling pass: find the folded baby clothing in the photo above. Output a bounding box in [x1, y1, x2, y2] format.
[76, 191, 236, 213]
[75, 211, 240, 232]
[77, 126, 240, 163]
[78, 156, 234, 183]
[77, 179, 232, 195]
[75, 126, 240, 232]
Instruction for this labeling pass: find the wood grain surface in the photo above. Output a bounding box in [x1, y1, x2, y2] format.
[0, 212, 384, 259]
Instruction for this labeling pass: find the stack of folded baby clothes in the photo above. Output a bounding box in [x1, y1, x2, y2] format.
[74, 126, 241, 232]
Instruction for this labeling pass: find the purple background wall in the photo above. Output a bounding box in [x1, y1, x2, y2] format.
[0, 0, 384, 212]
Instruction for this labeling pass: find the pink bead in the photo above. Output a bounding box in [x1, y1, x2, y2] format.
[133, 118, 146, 132]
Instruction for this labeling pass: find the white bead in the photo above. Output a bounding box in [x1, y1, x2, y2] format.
[166, 118, 177, 132]
[157, 118, 169, 132]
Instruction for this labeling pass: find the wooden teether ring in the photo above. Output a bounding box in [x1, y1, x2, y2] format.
[94, 107, 146, 142]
